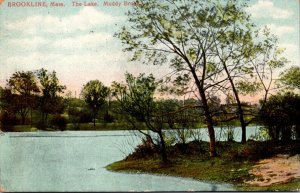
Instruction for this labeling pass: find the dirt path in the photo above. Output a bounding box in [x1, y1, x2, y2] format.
[245, 154, 300, 186]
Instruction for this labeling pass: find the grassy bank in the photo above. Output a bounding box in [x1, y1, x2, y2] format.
[106, 140, 300, 191]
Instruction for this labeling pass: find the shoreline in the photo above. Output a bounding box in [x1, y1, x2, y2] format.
[107, 156, 300, 191]
[106, 141, 300, 191]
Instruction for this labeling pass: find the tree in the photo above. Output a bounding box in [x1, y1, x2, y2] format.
[116, 0, 261, 157]
[206, 2, 254, 143]
[81, 80, 109, 127]
[212, 19, 287, 142]
[279, 66, 300, 90]
[260, 92, 300, 142]
[112, 73, 169, 164]
[7, 71, 39, 124]
[0, 88, 17, 130]
[36, 68, 66, 127]
[231, 27, 288, 142]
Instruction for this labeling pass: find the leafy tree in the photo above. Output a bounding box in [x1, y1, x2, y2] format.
[228, 27, 288, 143]
[207, 3, 254, 143]
[81, 80, 109, 127]
[116, 0, 263, 156]
[279, 66, 300, 90]
[0, 88, 13, 113]
[240, 27, 287, 108]
[116, 0, 205, 157]
[0, 88, 17, 130]
[6, 71, 39, 124]
[36, 69, 66, 127]
[194, 2, 287, 143]
[259, 92, 300, 142]
[112, 73, 169, 164]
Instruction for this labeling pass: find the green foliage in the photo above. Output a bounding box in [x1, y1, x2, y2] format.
[0, 111, 17, 131]
[112, 73, 157, 124]
[8, 71, 39, 95]
[259, 92, 300, 141]
[116, 0, 289, 153]
[236, 81, 262, 95]
[279, 66, 300, 90]
[36, 69, 65, 98]
[35, 68, 66, 126]
[81, 80, 109, 126]
[116, 0, 251, 96]
[112, 73, 170, 163]
[6, 71, 40, 124]
[50, 114, 67, 131]
[249, 127, 271, 141]
[103, 112, 114, 123]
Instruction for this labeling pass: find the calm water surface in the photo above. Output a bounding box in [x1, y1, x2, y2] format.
[0, 127, 259, 191]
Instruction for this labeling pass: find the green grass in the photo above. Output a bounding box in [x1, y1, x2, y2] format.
[65, 122, 133, 131]
[10, 125, 38, 132]
[4, 122, 134, 132]
[107, 156, 254, 185]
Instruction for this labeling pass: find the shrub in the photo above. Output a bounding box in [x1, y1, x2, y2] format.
[79, 112, 93, 123]
[104, 112, 114, 123]
[50, 114, 67, 131]
[128, 136, 157, 159]
[0, 111, 17, 131]
[259, 92, 300, 142]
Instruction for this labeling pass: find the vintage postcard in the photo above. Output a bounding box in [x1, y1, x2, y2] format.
[0, 0, 299, 192]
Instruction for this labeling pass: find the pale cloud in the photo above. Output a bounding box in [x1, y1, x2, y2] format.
[264, 24, 295, 37]
[5, 7, 123, 34]
[246, 0, 293, 19]
[278, 43, 300, 59]
[0, 50, 172, 91]
[52, 33, 112, 50]
[8, 37, 49, 48]
[4, 53, 60, 69]
[278, 43, 299, 66]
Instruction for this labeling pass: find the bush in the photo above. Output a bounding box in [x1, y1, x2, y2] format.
[36, 121, 47, 130]
[79, 112, 93, 123]
[127, 137, 157, 160]
[50, 114, 67, 131]
[104, 112, 114, 123]
[260, 92, 300, 142]
[0, 111, 17, 131]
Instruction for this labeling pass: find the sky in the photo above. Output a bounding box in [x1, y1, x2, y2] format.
[0, 0, 299, 97]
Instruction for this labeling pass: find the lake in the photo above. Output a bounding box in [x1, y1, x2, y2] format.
[0, 127, 259, 191]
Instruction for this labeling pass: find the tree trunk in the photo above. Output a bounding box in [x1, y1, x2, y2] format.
[190, 68, 216, 157]
[21, 115, 26, 125]
[158, 130, 168, 164]
[182, 53, 216, 157]
[202, 99, 217, 158]
[30, 109, 33, 127]
[223, 63, 247, 143]
[93, 110, 96, 127]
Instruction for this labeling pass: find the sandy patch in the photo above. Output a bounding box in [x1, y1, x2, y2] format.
[246, 154, 300, 186]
